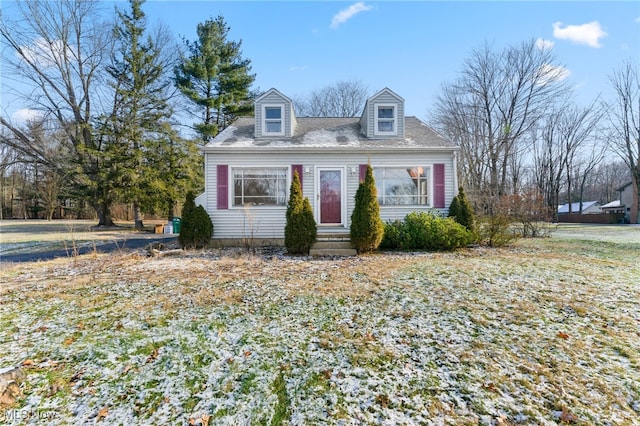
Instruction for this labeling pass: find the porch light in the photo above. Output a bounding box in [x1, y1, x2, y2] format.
[304, 167, 311, 176]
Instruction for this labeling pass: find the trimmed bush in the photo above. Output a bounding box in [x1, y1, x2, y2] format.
[285, 170, 317, 255]
[350, 164, 384, 253]
[380, 211, 473, 251]
[179, 192, 213, 249]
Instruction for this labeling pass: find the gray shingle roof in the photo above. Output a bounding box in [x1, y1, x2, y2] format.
[204, 116, 457, 150]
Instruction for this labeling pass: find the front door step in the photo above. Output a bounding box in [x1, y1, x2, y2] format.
[309, 240, 356, 257]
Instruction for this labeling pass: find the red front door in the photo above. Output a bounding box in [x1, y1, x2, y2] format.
[319, 169, 342, 224]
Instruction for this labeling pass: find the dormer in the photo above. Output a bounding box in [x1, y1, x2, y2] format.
[255, 88, 297, 138]
[359, 88, 405, 138]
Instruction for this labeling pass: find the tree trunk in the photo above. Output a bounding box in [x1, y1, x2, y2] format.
[96, 200, 115, 227]
[133, 201, 144, 230]
[167, 198, 174, 223]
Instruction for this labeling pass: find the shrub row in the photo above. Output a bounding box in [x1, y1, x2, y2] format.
[380, 211, 474, 251]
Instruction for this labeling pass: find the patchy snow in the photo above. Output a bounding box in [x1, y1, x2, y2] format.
[1, 227, 639, 425]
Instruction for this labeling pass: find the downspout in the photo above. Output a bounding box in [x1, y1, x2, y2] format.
[453, 151, 459, 197]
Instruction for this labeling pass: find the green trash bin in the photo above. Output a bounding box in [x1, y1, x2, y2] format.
[172, 217, 181, 234]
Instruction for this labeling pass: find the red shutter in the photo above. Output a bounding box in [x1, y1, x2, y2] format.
[217, 165, 228, 210]
[292, 164, 303, 191]
[359, 164, 368, 183]
[433, 163, 445, 208]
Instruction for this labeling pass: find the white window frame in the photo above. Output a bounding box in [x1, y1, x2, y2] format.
[231, 166, 288, 208]
[374, 166, 430, 206]
[374, 103, 397, 136]
[262, 104, 285, 136]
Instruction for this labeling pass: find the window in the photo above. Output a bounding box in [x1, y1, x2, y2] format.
[233, 168, 287, 206]
[374, 167, 429, 205]
[375, 104, 396, 135]
[263, 105, 284, 135]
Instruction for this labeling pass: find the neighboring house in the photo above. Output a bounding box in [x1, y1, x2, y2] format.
[557, 201, 602, 215]
[196, 87, 459, 245]
[616, 181, 638, 223]
[600, 200, 624, 214]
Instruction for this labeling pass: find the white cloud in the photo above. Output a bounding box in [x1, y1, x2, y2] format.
[535, 38, 555, 51]
[635, 16, 640, 23]
[20, 37, 69, 67]
[537, 63, 571, 85]
[552, 21, 607, 48]
[12, 108, 43, 123]
[330, 2, 373, 30]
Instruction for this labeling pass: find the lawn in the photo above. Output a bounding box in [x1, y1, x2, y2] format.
[0, 225, 638, 425]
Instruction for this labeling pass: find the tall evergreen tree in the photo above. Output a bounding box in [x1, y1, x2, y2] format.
[107, 0, 174, 229]
[174, 15, 256, 142]
[350, 164, 384, 253]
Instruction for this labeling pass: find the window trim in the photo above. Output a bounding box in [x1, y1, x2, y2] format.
[231, 166, 289, 208]
[262, 104, 285, 136]
[374, 166, 431, 206]
[374, 103, 397, 136]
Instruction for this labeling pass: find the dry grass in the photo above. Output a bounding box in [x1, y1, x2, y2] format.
[0, 225, 638, 425]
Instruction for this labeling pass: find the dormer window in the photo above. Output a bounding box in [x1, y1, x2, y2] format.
[375, 104, 396, 135]
[263, 105, 284, 136]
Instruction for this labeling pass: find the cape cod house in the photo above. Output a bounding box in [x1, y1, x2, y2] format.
[196, 87, 459, 245]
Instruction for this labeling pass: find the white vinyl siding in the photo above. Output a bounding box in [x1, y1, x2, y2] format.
[202, 151, 456, 240]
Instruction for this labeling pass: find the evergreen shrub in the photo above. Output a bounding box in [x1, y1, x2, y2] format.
[285, 171, 317, 255]
[380, 211, 473, 251]
[350, 164, 384, 253]
[179, 192, 214, 249]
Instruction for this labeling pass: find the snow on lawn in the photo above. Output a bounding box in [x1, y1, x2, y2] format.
[1, 227, 639, 425]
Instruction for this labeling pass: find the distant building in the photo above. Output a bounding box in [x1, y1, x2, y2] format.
[557, 201, 602, 215]
[616, 181, 637, 224]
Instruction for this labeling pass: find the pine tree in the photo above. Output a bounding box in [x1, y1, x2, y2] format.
[350, 164, 384, 253]
[285, 170, 317, 254]
[107, 0, 173, 230]
[175, 15, 256, 142]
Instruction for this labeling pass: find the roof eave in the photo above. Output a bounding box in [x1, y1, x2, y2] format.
[202, 145, 460, 154]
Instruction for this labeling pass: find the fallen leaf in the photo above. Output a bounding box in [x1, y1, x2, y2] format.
[201, 414, 211, 426]
[21, 359, 34, 366]
[76, 321, 85, 330]
[557, 332, 570, 340]
[495, 414, 512, 425]
[146, 348, 159, 364]
[560, 406, 578, 423]
[188, 418, 197, 425]
[243, 350, 251, 357]
[64, 336, 75, 346]
[97, 407, 108, 421]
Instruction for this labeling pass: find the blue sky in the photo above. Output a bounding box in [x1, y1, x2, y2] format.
[2, 1, 639, 122]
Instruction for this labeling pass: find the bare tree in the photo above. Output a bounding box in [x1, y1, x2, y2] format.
[0, 0, 115, 225]
[295, 80, 370, 117]
[433, 39, 570, 207]
[531, 101, 603, 218]
[608, 61, 640, 223]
